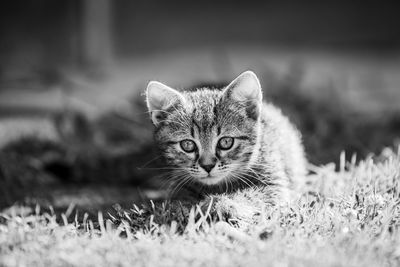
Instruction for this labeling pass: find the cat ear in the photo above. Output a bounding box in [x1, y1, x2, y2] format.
[222, 71, 262, 119]
[146, 81, 186, 125]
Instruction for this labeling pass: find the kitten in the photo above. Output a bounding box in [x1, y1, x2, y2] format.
[145, 71, 306, 215]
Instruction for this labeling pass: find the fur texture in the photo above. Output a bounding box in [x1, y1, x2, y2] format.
[146, 71, 306, 206]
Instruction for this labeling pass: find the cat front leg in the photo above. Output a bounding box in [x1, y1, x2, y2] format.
[200, 187, 270, 224]
[199, 176, 291, 224]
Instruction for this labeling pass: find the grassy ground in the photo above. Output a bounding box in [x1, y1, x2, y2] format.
[1, 147, 399, 267]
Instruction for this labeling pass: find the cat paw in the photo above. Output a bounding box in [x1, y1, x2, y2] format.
[200, 195, 260, 223]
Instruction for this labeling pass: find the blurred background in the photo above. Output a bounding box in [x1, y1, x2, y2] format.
[0, 0, 399, 214]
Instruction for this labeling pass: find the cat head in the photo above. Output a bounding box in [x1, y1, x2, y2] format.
[145, 71, 262, 186]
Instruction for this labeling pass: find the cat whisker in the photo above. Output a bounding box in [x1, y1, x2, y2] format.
[223, 164, 268, 188]
[137, 155, 164, 169]
[241, 170, 271, 187]
[159, 170, 188, 189]
[223, 163, 270, 186]
[169, 174, 193, 198]
[228, 171, 253, 188]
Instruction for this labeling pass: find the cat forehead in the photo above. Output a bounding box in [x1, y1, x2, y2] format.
[183, 89, 222, 106]
[179, 88, 248, 132]
[183, 89, 222, 121]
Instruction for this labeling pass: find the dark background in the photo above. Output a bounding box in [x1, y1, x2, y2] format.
[1, 1, 400, 82]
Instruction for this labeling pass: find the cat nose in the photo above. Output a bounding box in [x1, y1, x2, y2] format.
[200, 163, 216, 173]
[199, 156, 217, 173]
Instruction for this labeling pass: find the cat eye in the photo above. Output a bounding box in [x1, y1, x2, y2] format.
[218, 137, 234, 150]
[180, 139, 196, 153]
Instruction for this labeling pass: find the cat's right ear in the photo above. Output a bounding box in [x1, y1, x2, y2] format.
[222, 71, 263, 120]
[145, 81, 186, 125]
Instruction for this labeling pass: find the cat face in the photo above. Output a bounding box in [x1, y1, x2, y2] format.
[146, 71, 263, 186]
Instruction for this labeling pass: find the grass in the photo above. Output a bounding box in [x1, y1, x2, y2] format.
[1, 147, 399, 267]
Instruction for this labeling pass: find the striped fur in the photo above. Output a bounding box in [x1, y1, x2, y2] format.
[146, 71, 307, 204]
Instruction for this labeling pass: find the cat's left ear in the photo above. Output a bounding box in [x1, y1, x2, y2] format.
[222, 70, 263, 119]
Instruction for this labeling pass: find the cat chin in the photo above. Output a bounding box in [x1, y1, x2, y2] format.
[196, 175, 226, 185]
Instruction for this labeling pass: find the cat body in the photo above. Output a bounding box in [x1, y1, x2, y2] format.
[146, 71, 306, 208]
